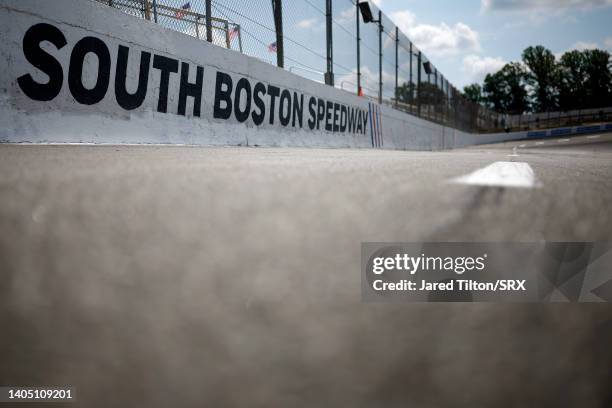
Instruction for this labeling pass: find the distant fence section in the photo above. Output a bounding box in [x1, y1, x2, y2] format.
[95, 0, 611, 135]
[506, 107, 612, 132]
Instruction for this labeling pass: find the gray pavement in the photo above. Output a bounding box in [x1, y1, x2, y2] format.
[1, 134, 612, 407]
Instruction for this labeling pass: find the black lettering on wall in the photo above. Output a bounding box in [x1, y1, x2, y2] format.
[325, 101, 333, 132]
[307, 97, 316, 130]
[292, 92, 303, 128]
[115, 45, 151, 110]
[178, 62, 203, 116]
[17, 23, 67, 101]
[251, 82, 267, 125]
[68, 37, 111, 105]
[152, 55, 179, 113]
[348, 108, 356, 133]
[332, 102, 340, 132]
[213, 71, 233, 119]
[316, 98, 325, 130]
[267, 85, 280, 125]
[279, 89, 291, 126]
[340, 105, 347, 132]
[234, 77, 252, 123]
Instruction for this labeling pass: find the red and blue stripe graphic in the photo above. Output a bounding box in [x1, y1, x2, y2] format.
[368, 103, 383, 148]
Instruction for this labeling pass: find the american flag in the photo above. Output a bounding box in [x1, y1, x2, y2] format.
[229, 26, 240, 41]
[175, 2, 191, 19]
[268, 41, 277, 53]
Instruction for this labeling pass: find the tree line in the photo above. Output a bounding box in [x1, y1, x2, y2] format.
[463, 46, 612, 114]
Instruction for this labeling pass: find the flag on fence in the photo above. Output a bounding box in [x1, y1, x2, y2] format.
[268, 41, 277, 53]
[229, 26, 240, 41]
[175, 2, 191, 19]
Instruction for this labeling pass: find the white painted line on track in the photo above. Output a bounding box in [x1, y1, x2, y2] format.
[535, 142, 545, 145]
[587, 135, 600, 139]
[452, 161, 539, 188]
[558, 139, 571, 143]
[519, 144, 526, 148]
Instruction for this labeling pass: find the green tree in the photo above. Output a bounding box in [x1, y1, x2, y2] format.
[418, 82, 446, 107]
[463, 83, 484, 104]
[582, 49, 612, 109]
[521, 45, 558, 112]
[395, 81, 416, 105]
[395, 81, 446, 109]
[557, 50, 587, 111]
[483, 63, 530, 114]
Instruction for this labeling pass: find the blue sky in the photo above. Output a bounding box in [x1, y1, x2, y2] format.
[373, 0, 612, 88]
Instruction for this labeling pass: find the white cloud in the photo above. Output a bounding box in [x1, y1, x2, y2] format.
[570, 41, 599, 51]
[482, 0, 612, 11]
[336, 6, 356, 25]
[389, 10, 417, 32]
[296, 18, 318, 29]
[555, 40, 611, 58]
[389, 10, 480, 57]
[462, 54, 506, 83]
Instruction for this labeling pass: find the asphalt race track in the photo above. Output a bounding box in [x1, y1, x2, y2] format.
[1, 134, 612, 406]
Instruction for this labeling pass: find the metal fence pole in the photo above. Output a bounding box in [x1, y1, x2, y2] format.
[453, 87, 458, 128]
[224, 21, 231, 48]
[144, 0, 151, 20]
[206, 0, 213, 43]
[409, 42, 412, 113]
[325, 0, 334, 86]
[152, 0, 158, 23]
[394, 26, 398, 108]
[434, 69, 438, 122]
[356, 1, 361, 95]
[237, 25, 243, 53]
[417, 51, 421, 117]
[378, 10, 382, 104]
[272, 0, 284, 68]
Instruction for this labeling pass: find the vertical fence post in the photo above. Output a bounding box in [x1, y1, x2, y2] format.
[417, 51, 421, 117]
[152, 0, 158, 23]
[394, 26, 398, 108]
[409, 42, 412, 113]
[434, 68, 438, 122]
[144, 0, 151, 20]
[237, 25, 243, 53]
[195, 17, 200, 39]
[224, 21, 231, 49]
[453, 87, 458, 128]
[356, 1, 361, 95]
[206, 0, 213, 43]
[272, 0, 284, 68]
[378, 10, 382, 104]
[325, 0, 334, 86]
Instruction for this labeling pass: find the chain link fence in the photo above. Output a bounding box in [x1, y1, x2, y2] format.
[94, 0, 609, 134]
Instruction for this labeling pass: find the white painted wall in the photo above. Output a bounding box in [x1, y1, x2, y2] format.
[0, 0, 608, 149]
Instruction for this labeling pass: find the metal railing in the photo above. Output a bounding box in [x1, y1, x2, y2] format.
[96, 0, 243, 52]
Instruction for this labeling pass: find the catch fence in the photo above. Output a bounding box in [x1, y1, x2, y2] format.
[94, 0, 609, 133]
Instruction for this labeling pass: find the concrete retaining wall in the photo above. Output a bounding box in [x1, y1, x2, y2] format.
[0, 0, 609, 150]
